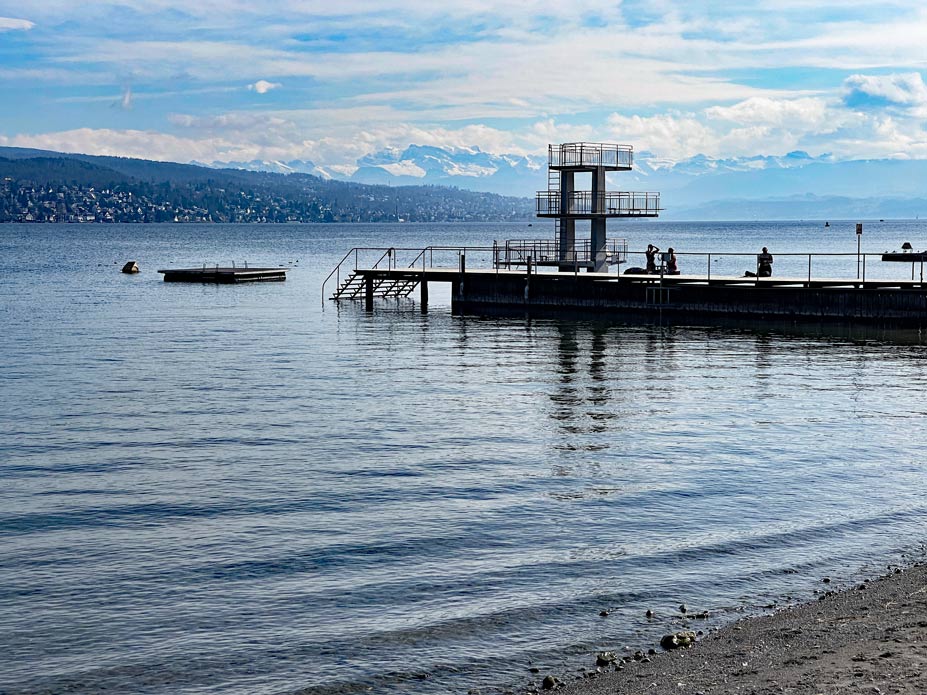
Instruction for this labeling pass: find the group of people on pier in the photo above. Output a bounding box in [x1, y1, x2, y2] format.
[643, 244, 774, 277]
[645, 244, 679, 275]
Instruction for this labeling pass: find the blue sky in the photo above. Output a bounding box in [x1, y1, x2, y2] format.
[1, 1, 927, 173]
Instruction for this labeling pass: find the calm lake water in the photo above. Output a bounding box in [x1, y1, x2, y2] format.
[3, 220, 927, 694]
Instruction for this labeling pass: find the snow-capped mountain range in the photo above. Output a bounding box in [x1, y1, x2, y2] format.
[208, 145, 927, 219]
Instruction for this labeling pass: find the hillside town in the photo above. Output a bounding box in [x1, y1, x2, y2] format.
[0, 176, 533, 223]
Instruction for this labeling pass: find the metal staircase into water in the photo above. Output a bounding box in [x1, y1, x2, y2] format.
[325, 247, 427, 302]
[331, 272, 420, 300]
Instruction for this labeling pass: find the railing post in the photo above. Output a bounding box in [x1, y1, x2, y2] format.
[808, 254, 812, 285]
[707, 253, 711, 281]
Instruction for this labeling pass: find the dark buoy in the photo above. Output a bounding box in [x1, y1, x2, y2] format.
[824, 221, 830, 227]
[121, 261, 139, 274]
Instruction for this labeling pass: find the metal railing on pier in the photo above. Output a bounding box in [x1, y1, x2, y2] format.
[323, 246, 927, 305]
[322, 246, 498, 304]
[625, 250, 927, 285]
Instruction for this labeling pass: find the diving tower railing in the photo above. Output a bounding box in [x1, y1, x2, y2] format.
[548, 143, 634, 169]
[536, 190, 662, 217]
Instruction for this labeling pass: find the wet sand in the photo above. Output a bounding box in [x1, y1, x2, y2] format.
[547, 562, 927, 695]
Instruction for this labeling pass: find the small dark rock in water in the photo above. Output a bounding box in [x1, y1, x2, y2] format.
[646, 609, 654, 618]
[529, 667, 540, 673]
[679, 604, 688, 613]
[633, 650, 644, 661]
[823, 577, 831, 583]
[595, 652, 617, 667]
[695, 610, 710, 619]
[599, 610, 609, 617]
[647, 648, 656, 655]
[541, 675, 559, 690]
[121, 261, 139, 274]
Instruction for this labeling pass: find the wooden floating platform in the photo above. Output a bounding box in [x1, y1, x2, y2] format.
[158, 267, 288, 283]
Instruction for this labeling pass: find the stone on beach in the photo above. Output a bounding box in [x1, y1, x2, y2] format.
[660, 630, 697, 650]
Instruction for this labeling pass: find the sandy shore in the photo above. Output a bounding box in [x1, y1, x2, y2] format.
[534, 561, 927, 695]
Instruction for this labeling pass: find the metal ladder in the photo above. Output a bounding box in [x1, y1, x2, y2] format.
[548, 167, 560, 248]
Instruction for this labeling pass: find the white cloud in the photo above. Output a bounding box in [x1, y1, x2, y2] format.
[248, 79, 280, 94]
[0, 16, 33, 31]
[842, 72, 927, 107]
[706, 97, 830, 129]
[606, 112, 718, 159]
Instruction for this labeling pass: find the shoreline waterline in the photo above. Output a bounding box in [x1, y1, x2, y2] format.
[552, 551, 927, 695]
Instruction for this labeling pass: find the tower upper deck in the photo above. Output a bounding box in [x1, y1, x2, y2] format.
[548, 142, 633, 171]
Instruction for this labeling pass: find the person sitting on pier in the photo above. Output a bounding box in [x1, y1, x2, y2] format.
[665, 248, 680, 275]
[645, 244, 659, 273]
[757, 247, 773, 277]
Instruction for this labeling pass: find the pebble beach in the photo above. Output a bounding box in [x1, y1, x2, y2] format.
[537, 561, 927, 695]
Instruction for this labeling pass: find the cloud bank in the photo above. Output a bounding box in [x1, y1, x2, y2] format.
[2, 2, 927, 171]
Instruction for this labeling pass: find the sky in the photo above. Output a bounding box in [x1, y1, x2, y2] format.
[1, 1, 927, 173]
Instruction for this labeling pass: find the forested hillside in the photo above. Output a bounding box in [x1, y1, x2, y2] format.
[0, 148, 533, 223]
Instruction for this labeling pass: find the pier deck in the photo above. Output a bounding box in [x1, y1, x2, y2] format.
[357, 267, 927, 291]
[342, 266, 927, 326]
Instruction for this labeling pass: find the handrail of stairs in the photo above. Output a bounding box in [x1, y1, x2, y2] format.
[323, 245, 500, 306]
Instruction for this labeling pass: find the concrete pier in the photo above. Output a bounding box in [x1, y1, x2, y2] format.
[352, 267, 927, 326]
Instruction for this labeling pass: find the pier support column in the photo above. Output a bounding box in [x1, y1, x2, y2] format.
[558, 171, 576, 272]
[420, 276, 428, 313]
[591, 165, 607, 273]
[365, 274, 374, 311]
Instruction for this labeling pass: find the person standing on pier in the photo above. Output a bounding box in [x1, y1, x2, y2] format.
[758, 247, 774, 277]
[645, 244, 660, 273]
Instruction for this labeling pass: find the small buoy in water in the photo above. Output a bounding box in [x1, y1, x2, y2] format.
[121, 261, 139, 274]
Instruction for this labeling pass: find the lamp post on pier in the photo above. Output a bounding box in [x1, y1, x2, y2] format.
[856, 223, 863, 280]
